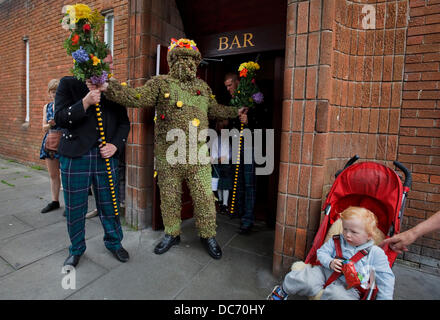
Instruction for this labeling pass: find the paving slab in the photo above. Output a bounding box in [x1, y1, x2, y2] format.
[0, 215, 34, 241]
[393, 263, 440, 300]
[67, 241, 206, 300]
[0, 219, 103, 269]
[0, 249, 107, 300]
[175, 246, 278, 300]
[0, 257, 14, 278]
[167, 215, 243, 266]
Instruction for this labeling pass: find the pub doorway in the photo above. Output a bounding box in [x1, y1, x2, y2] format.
[152, 0, 287, 231]
[200, 51, 284, 228]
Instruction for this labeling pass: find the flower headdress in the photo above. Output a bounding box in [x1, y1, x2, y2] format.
[168, 38, 199, 52]
[167, 38, 202, 66]
[61, 4, 110, 84]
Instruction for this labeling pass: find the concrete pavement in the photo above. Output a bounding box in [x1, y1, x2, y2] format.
[0, 157, 439, 300]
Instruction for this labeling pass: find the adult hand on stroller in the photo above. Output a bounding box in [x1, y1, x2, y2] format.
[381, 210, 440, 254]
[330, 258, 344, 273]
[380, 230, 415, 254]
[267, 285, 288, 300]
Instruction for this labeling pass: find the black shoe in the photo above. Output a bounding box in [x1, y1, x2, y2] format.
[238, 224, 253, 235]
[108, 247, 129, 263]
[63, 210, 66, 217]
[200, 237, 222, 259]
[154, 234, 180, 254]
[41, 201, 60, 213]
[221, 205, 229, 215]
[63, 254, 81, 267]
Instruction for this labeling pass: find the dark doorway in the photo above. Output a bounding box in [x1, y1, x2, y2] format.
[199, 51, 284, 227]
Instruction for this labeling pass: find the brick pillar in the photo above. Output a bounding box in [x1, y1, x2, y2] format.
[399, 0, 440, 273]
[124, 0, 185, 230]
[273, 0, 409, 276]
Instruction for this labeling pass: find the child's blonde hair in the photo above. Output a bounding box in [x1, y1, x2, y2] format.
[47, 79, 59, 93]
[340, 206, 381, 241]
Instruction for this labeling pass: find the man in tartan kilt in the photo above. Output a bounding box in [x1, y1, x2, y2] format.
[55, 74, 130, 267]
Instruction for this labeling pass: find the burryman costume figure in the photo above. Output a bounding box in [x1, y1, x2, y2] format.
[103, 38, 242, 259]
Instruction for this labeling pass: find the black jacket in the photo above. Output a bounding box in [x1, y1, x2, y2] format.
[54, 76, 130, 158]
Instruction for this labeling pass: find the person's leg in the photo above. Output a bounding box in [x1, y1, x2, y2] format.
[92, 153, 123, 251]
[321, 281, 360, 300]
[186, 165, 217, 239]
[282, 265, 327, 297]
[157, 168, 183, 237]
[46, 158, 61, 202]
[222, 189, 229, 206]
[59, 154, 92, 256]
[240, 162, 256, 228]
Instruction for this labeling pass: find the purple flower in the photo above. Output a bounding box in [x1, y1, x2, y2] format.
[89, 71, 108, 85]
[252, 92, 264, 104]
[72, 47, 89, 63]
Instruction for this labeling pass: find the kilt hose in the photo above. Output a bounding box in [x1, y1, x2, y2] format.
[59, 147, 123, 256]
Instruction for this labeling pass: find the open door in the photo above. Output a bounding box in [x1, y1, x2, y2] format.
[152, 45, 194, 231]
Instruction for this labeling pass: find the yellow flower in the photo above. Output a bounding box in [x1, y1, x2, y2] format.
[73, 59, 76, 64]
[68, 4, 92, 23]
[121, 82, 127, 86]
[154, 171, 158, 178]
[176, 101, 183, 108]
[108, 73, 113, 79]
[164, 93, 170, 98]
[192, 118, 200, 127]
[249, 97, 253, 102]
[91, 56, 101, 66]
[135, 93, 141, 99]
[153, 116, 157, 123]
[210, 94, 216, 99]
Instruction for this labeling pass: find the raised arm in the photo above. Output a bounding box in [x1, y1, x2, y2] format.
[206, 86, 239, 120]
[104, 76, 161, 109]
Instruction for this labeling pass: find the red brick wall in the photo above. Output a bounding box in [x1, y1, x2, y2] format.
[399, 0, 440, 274]
[0, 0, 129, 166]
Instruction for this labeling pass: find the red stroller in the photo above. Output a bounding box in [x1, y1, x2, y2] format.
[304, 155, 412, 299]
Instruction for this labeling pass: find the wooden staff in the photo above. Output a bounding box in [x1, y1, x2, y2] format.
[95, 103, 119, 216]
[229, 122, 244, 216]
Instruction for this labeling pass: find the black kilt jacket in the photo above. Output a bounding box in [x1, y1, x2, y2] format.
[54, 76, 130, 158]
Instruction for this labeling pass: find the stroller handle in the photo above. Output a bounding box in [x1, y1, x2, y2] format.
[335, 155, 360, 178]
[393, 161, 412, 189]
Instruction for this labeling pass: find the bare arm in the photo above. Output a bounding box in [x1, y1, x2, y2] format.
[42, 104, 50, 133]
[381, 210, 440, 253]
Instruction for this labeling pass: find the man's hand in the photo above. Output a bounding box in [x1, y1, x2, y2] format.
[48, 119, 56, 127]
[380, 230, 416, 254]
[330, 259, 343, 272]
[86, 80, 109, 92]
[238, 106, 249, 116]
[99, 143, 117, 159]
[82, 89, 101, 110]
[239, 113, 248, 125]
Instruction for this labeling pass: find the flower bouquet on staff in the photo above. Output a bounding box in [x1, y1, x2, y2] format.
[229, 61, 264, 216]
[60, 3, 119, 216]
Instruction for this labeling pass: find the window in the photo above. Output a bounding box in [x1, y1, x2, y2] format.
[104, 12, 114, 56]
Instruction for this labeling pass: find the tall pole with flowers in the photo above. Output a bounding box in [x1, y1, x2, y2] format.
[61, 4, 119, 216]
[229, 61, 264, 216]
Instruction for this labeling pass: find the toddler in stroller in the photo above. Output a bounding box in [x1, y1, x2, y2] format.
[268, 206, 395, 300]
